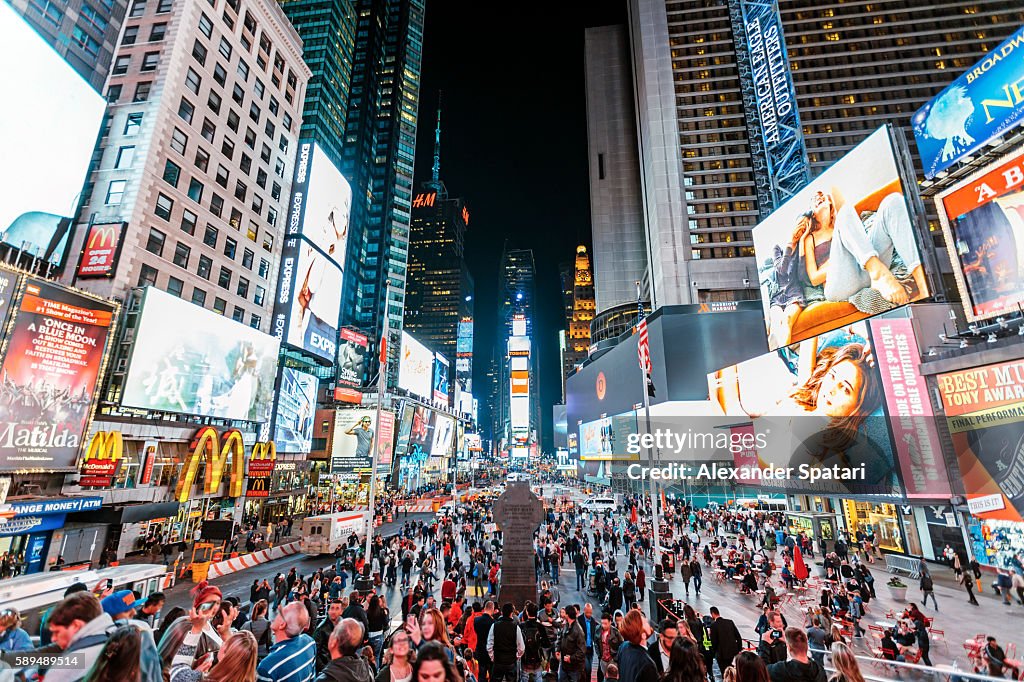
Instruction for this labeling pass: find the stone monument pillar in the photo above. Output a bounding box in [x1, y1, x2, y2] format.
[493, 481, 544, 609]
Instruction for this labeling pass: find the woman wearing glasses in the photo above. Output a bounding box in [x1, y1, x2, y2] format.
[377, 631, 415, 682]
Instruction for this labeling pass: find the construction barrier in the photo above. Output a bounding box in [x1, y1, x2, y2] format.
[206, 541, 301, 579]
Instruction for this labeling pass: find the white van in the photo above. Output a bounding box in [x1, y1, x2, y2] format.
[299, 511, 371, 555]
[580, 497, 618, 512]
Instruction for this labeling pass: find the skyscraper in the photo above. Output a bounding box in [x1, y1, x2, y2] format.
[498, 247, 539, 450]
[7, 0, 128, 92]
[562, 245, 594, 394]
[405, 103, 474, 386]
[622, 0, 1024, 307]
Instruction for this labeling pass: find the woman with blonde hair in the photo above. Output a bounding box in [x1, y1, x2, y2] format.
[169, 630, 258, 682]
[674, 620, 697, 645]
[828, 642, 865, 682]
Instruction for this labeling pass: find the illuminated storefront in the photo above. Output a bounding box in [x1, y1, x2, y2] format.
[968, 518, 1024, 572]
[842, 501, 904, 553]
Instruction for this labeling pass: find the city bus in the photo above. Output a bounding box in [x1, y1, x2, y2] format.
[299, 511, 372, 555]
[0, 563, 170, 634]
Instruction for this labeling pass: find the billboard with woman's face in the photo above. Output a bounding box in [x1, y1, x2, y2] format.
[753, 126, 929, 352]
[708, 322, 899, 496]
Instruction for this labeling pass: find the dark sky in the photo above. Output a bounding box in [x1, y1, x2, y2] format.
[412, 0, 626, 451]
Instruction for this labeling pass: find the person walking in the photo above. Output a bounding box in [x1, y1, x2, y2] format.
[919, 568, 938, 611]
[708, 607, 742, 677]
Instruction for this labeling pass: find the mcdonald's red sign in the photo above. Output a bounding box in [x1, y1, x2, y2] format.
[77, 222, 125, 279]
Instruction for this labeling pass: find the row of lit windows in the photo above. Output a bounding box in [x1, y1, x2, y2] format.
[136, 261, 262, 328]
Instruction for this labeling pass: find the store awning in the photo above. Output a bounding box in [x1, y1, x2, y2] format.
[72, 501, 181, 524]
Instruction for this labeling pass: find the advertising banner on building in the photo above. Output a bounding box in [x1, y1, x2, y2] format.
[275, 241, 343, 361]
[752, 126, 929, 352]
[0, 269, 19, 334]
[406, 404, 435, 459]
[337, 328, 368, 387]
[75, 222, 126, 279]
[431, 414, 454, 456]
[245, 458, 274, 497]
[935, 147, 1024, 322]
[913, 24, 1024, 180]
[868, 317, 950, 498]
[739, 0, 809, 205]
[708, 322, 900, 496]
[331, 409, 395, 474]
[432, 353, 449, 405]
[0, 279, 115, 471]
[398, 332, 432, 399]
[273, 367, 318, 453]
[936, 359, 1024, 521]
[122, 287, 278, 423]
[288, 143, 352, 270]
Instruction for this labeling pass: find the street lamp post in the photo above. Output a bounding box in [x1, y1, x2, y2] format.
[361, 281, 391, 580]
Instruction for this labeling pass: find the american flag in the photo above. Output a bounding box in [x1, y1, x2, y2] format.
[637, 317, 651, 374]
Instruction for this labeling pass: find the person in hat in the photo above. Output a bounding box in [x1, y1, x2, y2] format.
[164, 581, 225, 669]
[101, 590, 138, 621]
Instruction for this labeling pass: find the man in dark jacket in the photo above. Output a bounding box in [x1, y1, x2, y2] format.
[596, 612, 623, 682]
[521, 603, 554, 682]
[708, 606, 743, 674]
[316, 618, 374, 682]
[487, 603, 525, 682]
[558, 605, 588, 682]
[342, 592, 369, 640]
[647, 619, 676, 674]
[766, 628, 826, 682]
[757, 611, 788, 666]
[474, 601, 496, 682]
[315, 600, 346, 670]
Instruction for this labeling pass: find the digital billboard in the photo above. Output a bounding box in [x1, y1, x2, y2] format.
[273, 368, 318, 453]
[431, 414, 455, 456]
[0, 279, 116, 471]
[432, 353, 449, 404]
[753, 126, 929, 351]
[935, 147, 1024, 322]
[0, 269, 19, 333]
[287, 142, 352, 271]
[122, 287, 279, 422]
[337, 328, 368, 387]
[407, 404, 435, 458]
[331, 409, 395, 474]
[457, 318, 473, 354]
[913, 24, 1024, 180]
[398, 332, 432, 399]
[276, 242, 342, 361]
[708, 322, 899, 496]
[75, 222, 126, 279]
[936, 359, 1024, 522]
[510, 395, 530, 431]
[0, 1, 106, 267]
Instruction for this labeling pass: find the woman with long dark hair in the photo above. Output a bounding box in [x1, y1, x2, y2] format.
[413, 641, 462, 682]
[83, 625, 142, 682]
[661, 638, 705, 682]
[731, 651, 769, 682]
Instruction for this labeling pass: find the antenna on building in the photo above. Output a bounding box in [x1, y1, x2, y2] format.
[424, 91, 447, 198]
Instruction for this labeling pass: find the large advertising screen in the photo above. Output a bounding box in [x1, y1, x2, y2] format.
[432, 353, 449, 404]
[431, 414, 455, 456]
[336, 328, 368, 388]
[407, 404, 435, 458]
[0, 1, 106, 268]
[273, 368, 318, 453]
[937, 359, 1024, 522]
[912, 24, 1024, 180]
[398, 332, 432, 399]
[708, 322, 899, 496]
[935, 147, 1024, 322]
[287, 142, 352, 270]
[753, 126, 929, 352]
[277, 241, 342, 361]
[0, 279, 115, 471]
[331, 409, 395, 474]
[122, 287, 279, 422]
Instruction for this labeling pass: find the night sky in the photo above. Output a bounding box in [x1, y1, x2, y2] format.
[412, 0, 626, 451]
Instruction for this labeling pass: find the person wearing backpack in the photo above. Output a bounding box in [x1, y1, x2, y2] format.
[520, 602, 553, 682]
[595, 612, 623, 682]
[919, 568, 937, 611]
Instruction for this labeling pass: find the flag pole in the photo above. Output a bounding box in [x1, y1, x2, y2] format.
[636, 282, 661, 561]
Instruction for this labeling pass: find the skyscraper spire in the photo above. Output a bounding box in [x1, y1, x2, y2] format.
[431, 90, 442, 187]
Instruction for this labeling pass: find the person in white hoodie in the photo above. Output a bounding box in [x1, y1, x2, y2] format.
[44, 592, 115, 682]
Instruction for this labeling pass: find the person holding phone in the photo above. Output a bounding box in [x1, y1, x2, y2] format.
[166, 582, 225, 670]
[756, 612, 787, 666]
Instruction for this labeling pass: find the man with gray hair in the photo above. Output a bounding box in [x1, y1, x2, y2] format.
[258, 601, 317, 682]
[316, 618, 373, 682]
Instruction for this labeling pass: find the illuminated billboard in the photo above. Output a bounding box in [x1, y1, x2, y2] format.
[753, 126, 929, 352]
[398, 332, 432, 399]
[75, 222, 126, 279]
[277, 242, 342, 360]
[457, 317, 473, 354]
[0, 279, 115, 471]
[913, 24, 1024, 180]
[337, 327, 368, 388]
[405, 404, 435, 458]
[510, 396, 530, 431]
[122, 287, 279, 422]
[330, 409, 395, 474]
[934, 147, 1024, 322]
[287, 142, 352, 270]
[0, 1, 106, 267]
[432, 353, 449, 404]
[273, 368, 318, 453]
[431, 414, 454, 456]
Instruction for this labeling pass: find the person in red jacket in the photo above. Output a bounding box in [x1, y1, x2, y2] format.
[441, 573, 458, 603]
[464, 602, 482, 653]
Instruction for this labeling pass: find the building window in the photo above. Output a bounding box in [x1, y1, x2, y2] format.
[138, 264, 158, 287]
[236, 276, 249, 297]
[215, 164, 229, 188]
[141, 51, 160, 71]
[178, 97, 194, 124]
[227, 110, 240, 132]
[181, 209, 197, 235]
[212, 195, 225, 217]
[248, 102, 260, 123]
[112, 55, 130, 75]
[170, 128, 188, 155]
[114, 146, 135, 169]
[217, 267, 231, 289]
[199, 12, 213, 37]
[156, 0, 172, 12]
[274, 158, 285, 178]
[213, 297, 227, 315]
[173, 243, 191, 268]
[270, 182, 281, 201]
[122, 25, 139, 44]
[203, 224, 219, 247]
[208, 90, 222, 114]
[150, 22, 166, 40]
[266, 207, 277, 227]
[218, 36, 232, 59]
[234, 181, 247, 202]
[224, 237, 237, 258]
[105, 84, 122, 102]
[201, 118, 216, 142]
[258, 258, 269, 278]
[237, 59, 249, 81]
[229, 207, 242, 229]
[242, 248, 254, 270]
[185, 67, 201, 93]
[105, 180, 127, 205]
[162, 159, 181, 186]
[192, 40, 207, 65]
[191, 287, 206, 306]
[222, 138, 235, 159]
[195, 148, 210, 173]
[239, 153, 251, 174]
[124, 112, 143, 136]
[253, 285, 265, 305]
[187, 178, 204, 203]
[133, 81, 152, 102]
[167, 276, 184, 297]
[261, 232, 272, 252]
[249, 313, 261, 329]
[197, 255, 212, 279]
[145, 228, 166, 256]
[129, 0, 145, 17]
[213, 63, 227, 86]
[155, 193, 173, 220]
[232, 306, 244, 322]
[246, 222, 257, 241]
